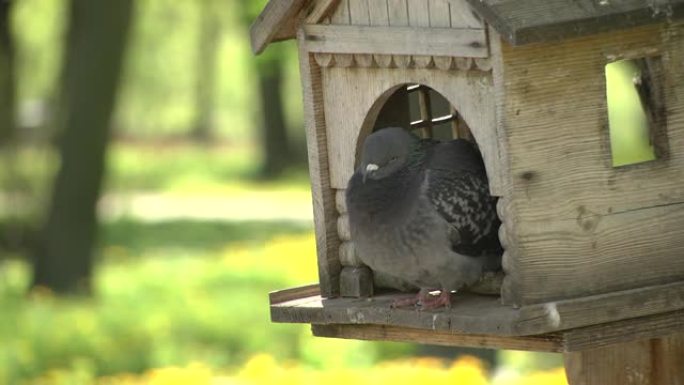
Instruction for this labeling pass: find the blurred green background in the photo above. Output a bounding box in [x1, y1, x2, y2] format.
[0, 0, 652, 384]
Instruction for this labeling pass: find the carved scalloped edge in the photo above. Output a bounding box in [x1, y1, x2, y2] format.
[315, 53, 491, 72]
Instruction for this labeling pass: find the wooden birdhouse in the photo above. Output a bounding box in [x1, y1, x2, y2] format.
[251, 0, 684, 374]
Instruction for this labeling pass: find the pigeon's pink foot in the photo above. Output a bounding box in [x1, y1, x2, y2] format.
[390, 293, 422, 308]
[391, 289, 451, 309]
[418, 290, 451, 310]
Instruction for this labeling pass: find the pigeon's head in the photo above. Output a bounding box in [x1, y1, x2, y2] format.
[359, 127, 417, 182]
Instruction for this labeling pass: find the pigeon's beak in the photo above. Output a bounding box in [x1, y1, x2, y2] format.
[363, 163, 379, 183]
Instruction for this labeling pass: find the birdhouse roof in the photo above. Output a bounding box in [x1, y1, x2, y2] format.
[466, 0, 684, 45]
[251, 0, 684, 54]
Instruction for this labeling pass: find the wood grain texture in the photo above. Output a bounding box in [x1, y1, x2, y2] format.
[329, 0, 355, 66]
[270, 280, 684, 337]
[312, 324, 564, 352]
[406, 0, 433, 67]
[320, 67, 500, 195]
[447, 0, 484, 29]
[498, 22, 684, 305]
[296, 30, 342, 297]
[563, 310, 684, 352]
[368, 0, 392, 67]
[429, 0, 453, 70]
[339, 266, 373, 297]
[339, 241, 362, 266]
[387, 0, 412, 67]
[314, 52, 335, 67]
[335, 189, 347, 213]
[250, 0, 307, 54]
[302, 24, 488, 57]
[564, 333, 684, 385]
[305, 0, 340, 24]
[465, 0, 684, 45]
[348, 0, 373, 67]
[337, 214, 351, 241]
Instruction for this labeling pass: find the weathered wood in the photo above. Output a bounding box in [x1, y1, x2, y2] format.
[270, 280, 684, 337]
[297, 31, 342, 297]
[429, 0, 453, 71]
[339, 241, 362, 266]
[465, 0, 684, 46]
[305, 0, 340, 24]
[348, 0, 374, 67]
[335, 189, 347, 213]
[320, 67, 500, 195]
[447, 0, 484, 29]
[563, 310, 684, 352]
[368, 0, 393, 67]
[329, 0, 355, 66]
[250, 0, 307, 54]
[564, 333, 684, 385]
[312, 324, 564, 352]
[387, 0, 412, 67]
[302, 24, 488, 58]
[337, 213, 351, 241]
[498, 22, 684, 305]
[454, 57, 473, 70]
[407, 0, 433, 67]
[417, 87, 433, 138]
[339, 266, 373, 297]
[314, 52, 335, 67]
[269, 283, 320, 304]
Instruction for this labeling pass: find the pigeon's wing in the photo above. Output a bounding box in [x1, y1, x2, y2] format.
[425, 141, 502, 259]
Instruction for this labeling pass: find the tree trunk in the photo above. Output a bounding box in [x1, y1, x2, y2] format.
[256, 59, 290, 178]
[32, 0, 133, 293]
[191, 0, 220, 142]
[564, 333, 684, 385]
[0, 0, 15, 146]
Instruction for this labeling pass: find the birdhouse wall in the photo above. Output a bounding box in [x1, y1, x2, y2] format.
[497, 21, 684, 307]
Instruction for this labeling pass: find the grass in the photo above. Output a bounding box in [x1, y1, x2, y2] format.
[0, 142, 565, 384]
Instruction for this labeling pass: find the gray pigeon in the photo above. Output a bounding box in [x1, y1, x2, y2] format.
[345, 127, 501, 309]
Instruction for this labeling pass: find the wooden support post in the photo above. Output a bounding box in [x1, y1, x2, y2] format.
[564, 333, 684, 385]
[417, 87, 433, 138]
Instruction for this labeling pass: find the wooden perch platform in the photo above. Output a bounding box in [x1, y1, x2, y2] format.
[271, 283, 684, 352]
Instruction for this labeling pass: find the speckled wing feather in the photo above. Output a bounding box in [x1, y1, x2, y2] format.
[424, 140, 502, 259]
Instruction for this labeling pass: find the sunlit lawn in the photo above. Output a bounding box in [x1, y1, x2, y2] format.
[0, 142, 566, 384]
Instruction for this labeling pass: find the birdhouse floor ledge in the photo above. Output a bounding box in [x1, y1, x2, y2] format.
[270, 283, 684, 353]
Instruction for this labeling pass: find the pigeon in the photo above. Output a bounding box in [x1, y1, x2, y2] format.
[345, 127, 502, 309]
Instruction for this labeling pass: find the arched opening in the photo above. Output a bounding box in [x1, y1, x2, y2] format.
[356, 83, 477, 166]
[352, 83, 503, 298]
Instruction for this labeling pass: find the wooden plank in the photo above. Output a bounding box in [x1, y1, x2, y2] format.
[312, 324, 564, 352]
[305, 0, 340, 24]
[406, 0, 433, 67]
[465, 0, 684, 46]
[447, 0, 484, 29]
[514, 280, 684, 336]
[564, 333, 684, 385]
[296, 31, 342, 297]
[271, 280, 684, 337]
[498, 23, 684, 305]
[320, 66, 499, 194]
[329, 0, 355, 66]
[430, 0, 454, 70]
[302, 24, 488, 57]
[368, 0, 392, 67]
[348, 0, 373, 67]
[563, 310, 684, 352]
[339, 266, 373, 297]
[330, 0, 350, 24]
[250, 0, 307, 54]
[270, 284, 321, 304]
[387, 0, 411, 67]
